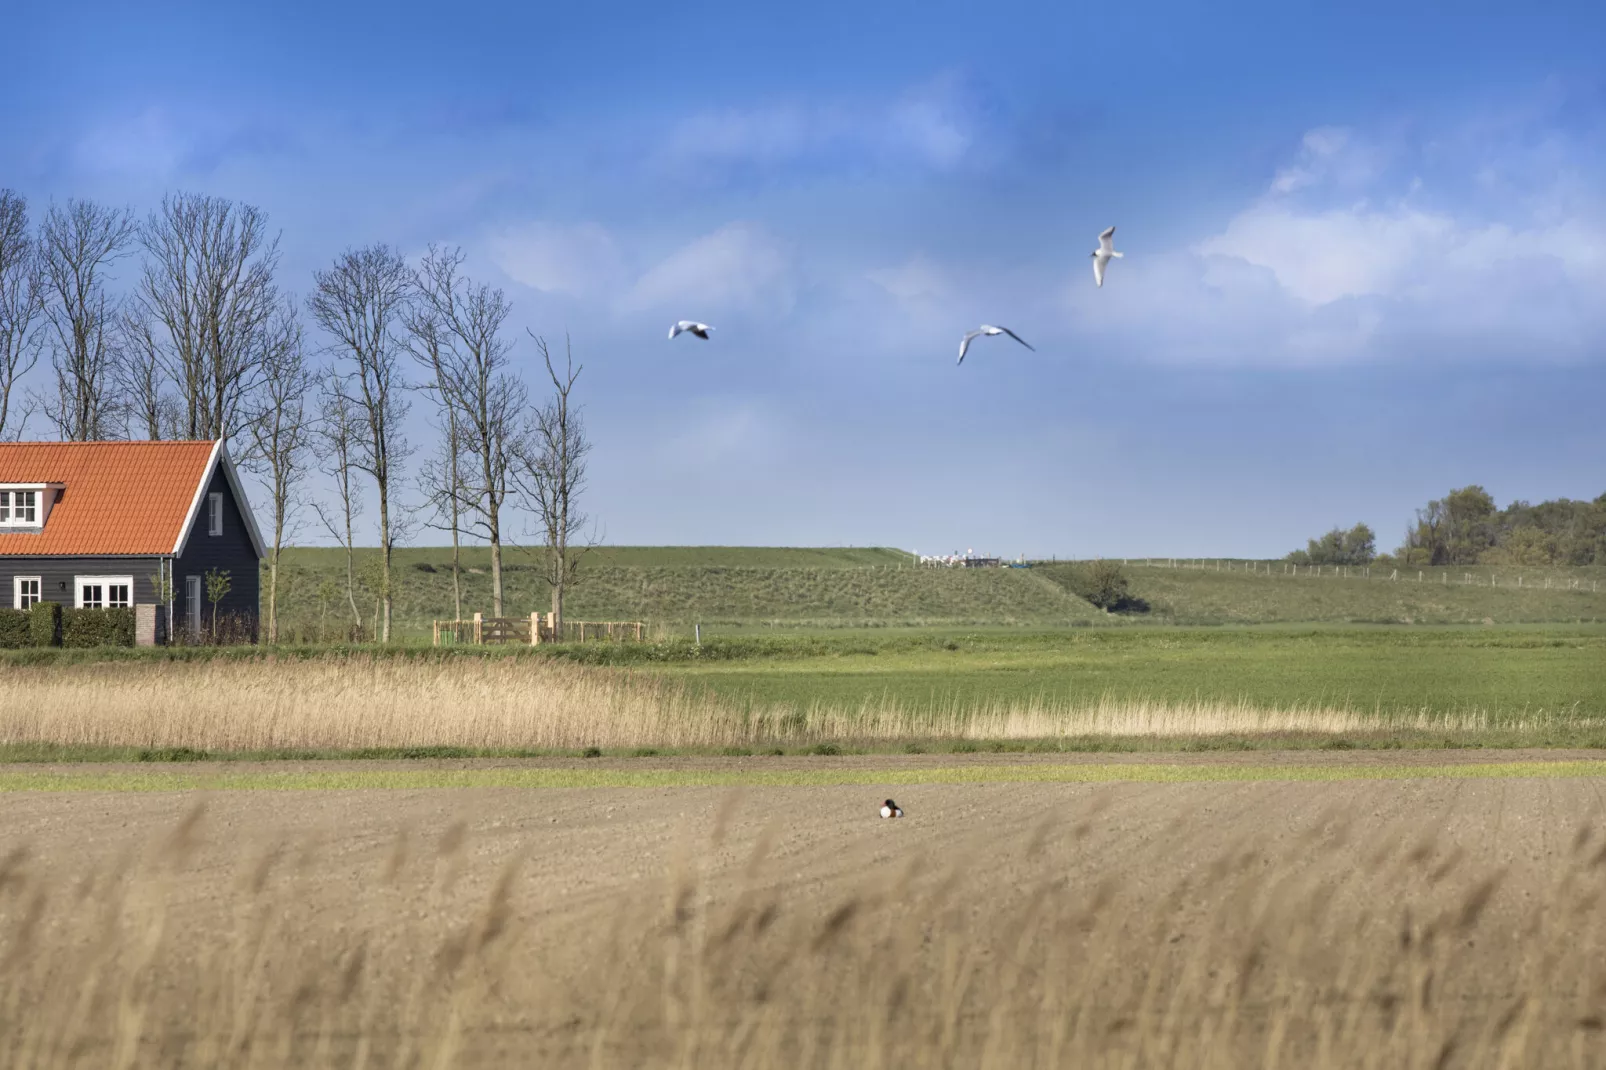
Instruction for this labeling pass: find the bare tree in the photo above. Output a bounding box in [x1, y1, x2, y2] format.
[0, 190, 44, 440]
[136, 193, 282, 446]
[116, 308, 182, 439]
[312, 373, 364, 637]
[308, 245, 411, 643]
[514, 333, 591, 635]
[38, 199, 135, 440]
[245, 304, 312, 644]
[403, 307, 466, 623]
[411, 246, 523, 617]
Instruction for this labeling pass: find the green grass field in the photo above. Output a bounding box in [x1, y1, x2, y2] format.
[658, 625, 1606, 722]
[1086, 560, 1606, 625]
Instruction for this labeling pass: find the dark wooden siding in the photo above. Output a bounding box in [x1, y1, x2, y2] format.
[172, 465, 261, 630]
[0, 555, 163, 609]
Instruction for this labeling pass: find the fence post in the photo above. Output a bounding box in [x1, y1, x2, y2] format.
[433, 620, 440, 647]
[472, 611, 483, 644]
[530, 611, 541, 646]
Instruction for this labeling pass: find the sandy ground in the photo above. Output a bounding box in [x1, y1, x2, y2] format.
[5, 751, 1606, 1066]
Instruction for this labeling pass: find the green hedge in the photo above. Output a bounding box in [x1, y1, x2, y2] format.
[61, 607, 135, 648]
[0, 609, 28, 649]
[29, 601, 61, 647]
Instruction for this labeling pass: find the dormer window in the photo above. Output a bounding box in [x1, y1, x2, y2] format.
[0, 489, 39, 526]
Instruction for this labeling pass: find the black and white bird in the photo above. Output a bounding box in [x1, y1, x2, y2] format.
[956, 325, 1035, 365]
[879, 799, 904, 819]
[1091, 226, 1123, 288]
[668, 320, 714, 340]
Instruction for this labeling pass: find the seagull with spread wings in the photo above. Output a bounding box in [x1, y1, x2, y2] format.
[1091, 226, 1123, 288]
[668, 320, 714, 340]
[957, 324, 1035, 365]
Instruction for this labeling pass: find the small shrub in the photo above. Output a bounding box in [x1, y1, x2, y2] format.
[951, 741, 979, 754]
[61, 608, 136, 648]
[0, 609, 29, 649]
[632, 747, 659, 757]
[412, 562, 438, 573]
[719, 747, 752, 757]
[137, 746, 211, 762]
[581, 746, 603, 758]
[810, 742, 842, 756]
[29, 601, 61, 647]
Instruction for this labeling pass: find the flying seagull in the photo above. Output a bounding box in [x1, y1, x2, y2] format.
[957, 324, 1035, 365]
[1091, 226, 1123, 288]
[668, 320, 714, 340]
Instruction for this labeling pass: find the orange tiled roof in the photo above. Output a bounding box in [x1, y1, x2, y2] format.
[0, 441, 218, 556]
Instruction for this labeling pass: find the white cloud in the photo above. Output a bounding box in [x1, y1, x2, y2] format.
[652, 74, 982, 178]
[621, 223, 795, 316]
[1069, 116, 1606, 366]
[488, 221, 626, 298]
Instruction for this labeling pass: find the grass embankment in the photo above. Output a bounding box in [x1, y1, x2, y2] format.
[1039, 559, 1606, 625]
[2, 627, 1602, 759]
[270, 545, 1606, 639]
[274, 545, 1093, 637]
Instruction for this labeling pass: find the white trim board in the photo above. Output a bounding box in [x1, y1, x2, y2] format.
[170, 441, 267, 559]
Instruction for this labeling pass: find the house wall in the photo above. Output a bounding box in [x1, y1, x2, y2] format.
[0, 556, 163, 609]
[172, 464, 261, 632]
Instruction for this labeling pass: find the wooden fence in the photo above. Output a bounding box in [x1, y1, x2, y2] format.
[432, 612, 647, 646]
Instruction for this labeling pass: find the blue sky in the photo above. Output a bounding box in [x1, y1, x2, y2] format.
[3, 0, 1603, 557]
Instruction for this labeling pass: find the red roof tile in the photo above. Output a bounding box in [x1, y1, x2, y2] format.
[0, 441, 219, 556]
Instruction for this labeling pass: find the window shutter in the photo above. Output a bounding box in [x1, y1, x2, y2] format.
[209, 492, 223, 536]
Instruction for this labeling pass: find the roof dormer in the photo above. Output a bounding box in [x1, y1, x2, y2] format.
[0, 484, 63, 533]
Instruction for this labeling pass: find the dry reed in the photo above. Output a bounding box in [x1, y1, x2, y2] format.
[0, 658, 1535, 752]
[3, 801, 1605, 1068]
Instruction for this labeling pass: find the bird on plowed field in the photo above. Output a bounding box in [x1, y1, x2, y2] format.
[880, 799, 904, 818]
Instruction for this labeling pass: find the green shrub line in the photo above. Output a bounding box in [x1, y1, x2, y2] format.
[1, 605, 134, 650]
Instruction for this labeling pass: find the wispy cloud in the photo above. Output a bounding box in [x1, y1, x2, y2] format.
[648, 72, 986, 181]
[488, 219, 798, 321]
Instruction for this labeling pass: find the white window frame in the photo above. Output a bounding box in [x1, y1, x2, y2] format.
[208, 492, 223, 536]
[75, 575, 134, 610]
[186, 575, 202, 634]
[12, 576, 41, 610]
[0, 488, 40, 527]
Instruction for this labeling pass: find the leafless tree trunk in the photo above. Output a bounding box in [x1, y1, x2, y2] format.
[38, 199, 135, 441]
[116, 308, 181, 439]
[313, 373, 364, 636]
[514, 333, 590, 636]
[245, 304, 312, 644]
[403, 309, 465, 623]
[308, 245, 411, 644]
[136, 193, 282, 446]
[411, 246, 522, 617]
[0, 190, 44, 441]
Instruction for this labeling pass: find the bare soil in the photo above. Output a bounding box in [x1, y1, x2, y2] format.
[5, 751, 1606, 1067]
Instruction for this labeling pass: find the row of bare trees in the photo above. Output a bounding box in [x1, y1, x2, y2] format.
[0, 187, 590, 645]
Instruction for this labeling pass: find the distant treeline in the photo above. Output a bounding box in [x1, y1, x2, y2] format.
[1288, 487, 1606, 568]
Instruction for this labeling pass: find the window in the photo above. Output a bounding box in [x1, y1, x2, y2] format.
[0, 489, 38, 526]
[12, 577, 40, 610]
[75, 576, 133, 609]
[186, 575, 202, 634]
[208, 492, 223, 536]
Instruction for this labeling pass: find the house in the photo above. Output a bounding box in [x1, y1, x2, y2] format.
[0, 440, 264, 641]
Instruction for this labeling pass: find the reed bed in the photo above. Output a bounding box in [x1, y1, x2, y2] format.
[4, 801, 1606, 1068]
[0, 657, 1543, 752]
